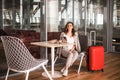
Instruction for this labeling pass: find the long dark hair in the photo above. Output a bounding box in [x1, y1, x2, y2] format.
[64, 22, 76, 36]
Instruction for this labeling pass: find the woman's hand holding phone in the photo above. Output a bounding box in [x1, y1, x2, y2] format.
[62, 37, 67, 43]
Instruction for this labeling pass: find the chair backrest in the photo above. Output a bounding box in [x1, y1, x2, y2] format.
[78, 34, 88, 52]
[1, 36, 35, 71]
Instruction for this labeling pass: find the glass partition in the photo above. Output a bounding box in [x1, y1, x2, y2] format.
[2, 0, 20, 29]
[58, 0, 104, 46]
[58, 0, 81, 31]
[86, 0, 104, 46]
[0, 0, 109, 50]
[112, 0, 120, 52]
[1, 0, 43, 31]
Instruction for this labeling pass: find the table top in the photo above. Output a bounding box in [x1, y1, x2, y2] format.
[31, 41, 72, 48]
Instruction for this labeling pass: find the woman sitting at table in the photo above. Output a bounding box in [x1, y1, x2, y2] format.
[58, 21, 81, 76]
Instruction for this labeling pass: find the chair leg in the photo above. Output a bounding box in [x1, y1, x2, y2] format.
[25, 72, 29, 80]
[42, 65, 53, 80]
[78, 56, 84, 74]
[5, 68, 10, 80]
[54, 56, 58, 64]
[84, 54, 88, 68]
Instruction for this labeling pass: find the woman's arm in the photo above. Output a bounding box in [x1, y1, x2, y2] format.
[74, 32, 81, 52]
[60, 32, 67, 43]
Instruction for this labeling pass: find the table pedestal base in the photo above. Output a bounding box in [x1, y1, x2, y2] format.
[42, 71, 62, 78]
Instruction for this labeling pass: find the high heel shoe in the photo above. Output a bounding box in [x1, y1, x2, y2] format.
[63, 69, 68, 76]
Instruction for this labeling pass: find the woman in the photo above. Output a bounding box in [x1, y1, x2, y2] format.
[59, 22, 81, 76]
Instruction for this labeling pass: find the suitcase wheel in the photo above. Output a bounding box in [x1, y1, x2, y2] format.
[101, 69, 104, 72]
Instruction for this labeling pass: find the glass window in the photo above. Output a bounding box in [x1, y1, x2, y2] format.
[112, 0, 120, 52]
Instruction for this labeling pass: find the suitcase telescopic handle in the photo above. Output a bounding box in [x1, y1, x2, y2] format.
[90, 30, 96, 46]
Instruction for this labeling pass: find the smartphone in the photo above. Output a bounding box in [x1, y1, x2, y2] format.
[62, 37, 67, 43]
[63, 37, 66, 40]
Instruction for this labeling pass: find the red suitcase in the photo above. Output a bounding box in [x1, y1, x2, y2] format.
[89, 46, 104, 71]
